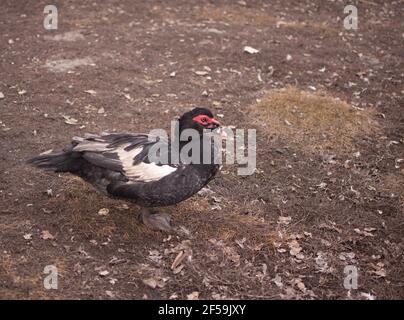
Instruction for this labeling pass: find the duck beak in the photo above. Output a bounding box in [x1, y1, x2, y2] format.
[207, 118, 221, 129]
[212, 126, 227, 140]
[209, 118, 228, 139]
[219, 127, 228, 139]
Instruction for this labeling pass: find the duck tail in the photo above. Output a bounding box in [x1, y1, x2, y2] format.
[27, 150, 81, 172]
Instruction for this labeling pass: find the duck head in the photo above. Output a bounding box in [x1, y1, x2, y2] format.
[178, 107, 221, 135]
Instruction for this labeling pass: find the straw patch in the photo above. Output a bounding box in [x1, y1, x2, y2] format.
[251, 87, 377, 155]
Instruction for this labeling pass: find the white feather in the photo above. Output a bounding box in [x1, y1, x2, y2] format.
[116, 144, 177, 182]
[73, 141, 109, 152]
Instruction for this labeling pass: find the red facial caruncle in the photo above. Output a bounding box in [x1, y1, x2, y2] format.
[193, 114, 221, 129]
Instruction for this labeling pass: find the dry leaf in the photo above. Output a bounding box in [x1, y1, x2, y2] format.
[84, 90, 96, 95]
[243, 46, 259, 54]
[98, 208, 109, 216]
[278, 216, 292, 225]
[41, 230, 54, 240]
[63, 115, 79, 125]
[23, 233, 32, 240]
[143, 278, 157, 288]
[360, 292, 376, 300]
[187, 291, 199, 300]
[105, 290, 114, 298]
[273, 274, 283, 288]
[171, 250, 186, 270]
[195, 71, 209, 76]
[99, 270, 109, 277]
[288, 239, 302, 256]
[295, 279, 306, 292]
[143, 277, 166, 289]
[172, 265, 184, 275]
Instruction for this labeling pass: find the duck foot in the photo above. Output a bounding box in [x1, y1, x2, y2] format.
[138, 208, 172, 232]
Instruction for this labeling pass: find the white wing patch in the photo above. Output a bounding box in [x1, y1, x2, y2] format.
[72, 141, 110, 152]
[116, 144, 177, 182]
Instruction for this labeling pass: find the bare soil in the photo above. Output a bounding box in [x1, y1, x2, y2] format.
[0, 0, 403, 299]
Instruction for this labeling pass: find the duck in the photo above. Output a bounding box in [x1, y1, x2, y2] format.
[28, 107, 225, 232]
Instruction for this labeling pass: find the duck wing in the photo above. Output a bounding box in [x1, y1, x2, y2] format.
[71, 132, 179, 183]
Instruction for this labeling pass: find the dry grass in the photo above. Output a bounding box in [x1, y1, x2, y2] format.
[199, 5, 336, 33]
[251, 87, 378, 155]
[380, 172, 404, 206]
[0, 256, 45, 299]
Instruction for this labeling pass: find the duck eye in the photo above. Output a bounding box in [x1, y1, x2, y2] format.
[201, 117, 208, 123]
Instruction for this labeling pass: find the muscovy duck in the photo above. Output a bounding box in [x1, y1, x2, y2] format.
[29, 108, 224, 232]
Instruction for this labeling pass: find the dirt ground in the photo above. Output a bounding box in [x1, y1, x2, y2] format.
[0, 0, 403, 300]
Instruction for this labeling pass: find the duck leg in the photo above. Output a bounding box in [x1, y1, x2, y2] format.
[138, 208, 172, 232]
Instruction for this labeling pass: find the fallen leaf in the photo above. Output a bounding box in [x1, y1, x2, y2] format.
[273, 274, 283, 288]
[105, 290, 114, 298]
[99, 270, 110, 277]
[172, 265, 184, 275]
[370, 262, 386, 278]
[142, 277, 166, 289]
[195, 70, 209, 76]
[98, 208, 109, 216]
[187, 291, 199, 300]
[84, 90, 96, 95]
[41, 230, 54, 240]
[278, 216, 292, 225]
[288, 239, 302, 256]
[171, 250, 186, 270]
[295, 279, 306, 292]
[23, 233, 32, 240]
[62, 115, 79, 125]
[360, 292, 376, 300]
[354, 228, 374, 237]
[243, 46, 259, 54]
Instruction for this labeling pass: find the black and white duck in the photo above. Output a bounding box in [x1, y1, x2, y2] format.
[29, 107, 225, 232]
